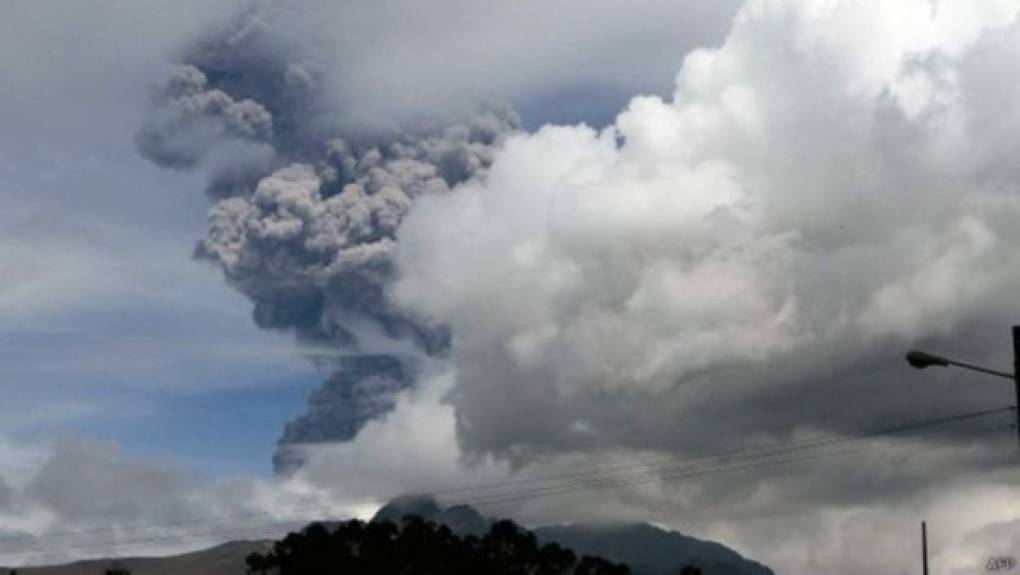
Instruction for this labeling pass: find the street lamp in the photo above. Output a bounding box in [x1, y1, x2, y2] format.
[905, 325, 1020, 448]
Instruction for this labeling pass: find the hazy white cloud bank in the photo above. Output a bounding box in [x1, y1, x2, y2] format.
[396, 0, 1020, 456]
[0, 437, 342, 566]
[0, 372, 504, 567]
[385, 0, 1020, 573]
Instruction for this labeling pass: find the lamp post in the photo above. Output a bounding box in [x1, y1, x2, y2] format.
[905, 325, 1020, 450]
[922, 521, 928, 575]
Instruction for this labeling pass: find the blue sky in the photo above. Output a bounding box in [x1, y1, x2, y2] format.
[0, 6, 321, 475]
[0, 116, 322, 476]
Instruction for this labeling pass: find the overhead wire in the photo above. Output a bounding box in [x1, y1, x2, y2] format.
[434, 405, 1017, 500]
[2, 405, 1014, 564]
[459, 421, 1015, 509]
[15, 420, 1013, 565]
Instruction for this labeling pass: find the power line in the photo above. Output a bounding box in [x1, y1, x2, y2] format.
[434, 405, 1016, 499]
[460, 422, 1014, 509]
[2, 405, 1013, 563]
[5, 405, 1009, 549]
[13, 420, 1012, 566]
[5, 406, 1010, 552]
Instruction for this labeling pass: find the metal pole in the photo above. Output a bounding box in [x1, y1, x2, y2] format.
[922, 521, 928, 575]
[1013, 325, 1019, 451]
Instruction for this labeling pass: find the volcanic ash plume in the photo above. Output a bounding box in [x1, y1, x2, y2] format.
[136, 31, 519, 473]
[135, 63, 274, 170]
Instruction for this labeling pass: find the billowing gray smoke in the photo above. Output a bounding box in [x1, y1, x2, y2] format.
[134, 63, 274, 172]
[136, 19, 519, 473]
[272, 355, 410, 472]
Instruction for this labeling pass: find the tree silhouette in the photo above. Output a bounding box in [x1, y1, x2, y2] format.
[246, 516, 631, 575]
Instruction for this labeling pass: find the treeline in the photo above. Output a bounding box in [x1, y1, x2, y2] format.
[245, 515, 633, 575]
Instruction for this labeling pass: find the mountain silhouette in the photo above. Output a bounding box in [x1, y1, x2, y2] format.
[374, 495, 491, 536]
[372, 495, 773, 575]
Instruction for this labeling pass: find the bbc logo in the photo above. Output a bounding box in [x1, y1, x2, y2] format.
[987, 556, 1018, 572]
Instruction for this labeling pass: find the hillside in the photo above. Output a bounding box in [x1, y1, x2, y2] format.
[373, 496, 773, 575]
[535, 523, 773, 575]
[3, 541, 271, 575]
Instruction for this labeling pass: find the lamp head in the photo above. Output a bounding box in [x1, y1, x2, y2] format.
[906, 350, 950, 369]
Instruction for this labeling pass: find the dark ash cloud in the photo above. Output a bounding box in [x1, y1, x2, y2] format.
[135, 64, 274, 171]
[134, 9, 520, 473]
